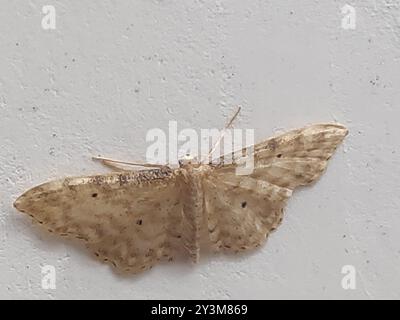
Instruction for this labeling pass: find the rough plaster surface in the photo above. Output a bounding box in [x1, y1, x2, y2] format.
[1, 1, 399, 299]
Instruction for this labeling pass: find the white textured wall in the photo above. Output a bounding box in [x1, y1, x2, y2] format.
[1, 1, 399, 299]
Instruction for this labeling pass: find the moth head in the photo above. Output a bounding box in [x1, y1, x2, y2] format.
[178, 153, 199, 168]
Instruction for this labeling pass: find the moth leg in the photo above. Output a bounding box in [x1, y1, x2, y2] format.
[95, 159, 130, 172]
[92, 156, 169, 170]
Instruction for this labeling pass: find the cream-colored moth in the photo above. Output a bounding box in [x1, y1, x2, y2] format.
[14, 110, 348, 274]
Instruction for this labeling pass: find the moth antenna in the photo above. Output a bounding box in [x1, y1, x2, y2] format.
[200, 106, 242, 164]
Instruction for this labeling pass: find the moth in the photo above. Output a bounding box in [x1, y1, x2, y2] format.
[14, 111, 348, 274]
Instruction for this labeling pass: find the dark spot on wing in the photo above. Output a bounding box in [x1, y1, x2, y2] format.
[118, 174, 129, 186]
[241, 201, 247, 208]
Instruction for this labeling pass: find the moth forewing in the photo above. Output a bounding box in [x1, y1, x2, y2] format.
[203, 123, 348, 252]
[14, 169, 184, 274]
